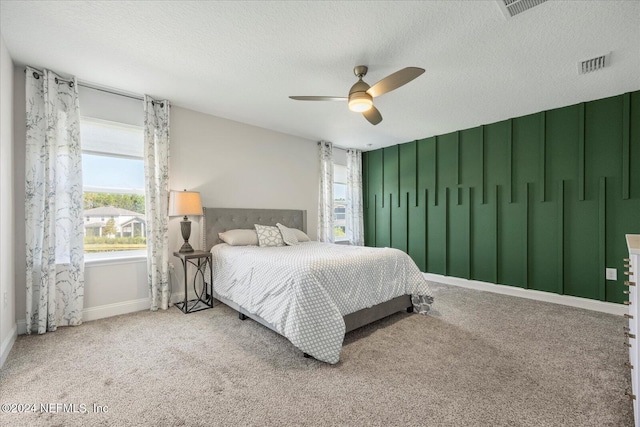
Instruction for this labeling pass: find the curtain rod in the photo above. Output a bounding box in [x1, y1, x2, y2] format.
[316, 142, 350, 152]
[78, 81, 144, 102]
[26, 66, 145, 102]
[27, 67, 73, 85]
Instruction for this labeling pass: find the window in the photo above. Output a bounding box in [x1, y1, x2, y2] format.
[333, 164, 347, 241]
[80, 117, 146, 256]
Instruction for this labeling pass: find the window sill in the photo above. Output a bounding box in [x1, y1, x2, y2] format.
[84, 250, 147, 267]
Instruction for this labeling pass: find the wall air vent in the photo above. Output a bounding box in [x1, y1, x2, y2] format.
[497, 0, 547, 18]
[578, 53, 610, 75]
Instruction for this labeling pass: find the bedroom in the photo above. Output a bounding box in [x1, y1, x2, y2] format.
[1, 1, 639, 426]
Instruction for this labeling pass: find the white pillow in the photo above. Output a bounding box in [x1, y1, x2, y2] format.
[218, 229, 259, 246]
[254, 224, 285, 247]
[292, 228, 310, 242]
[276, 223, 299, 246]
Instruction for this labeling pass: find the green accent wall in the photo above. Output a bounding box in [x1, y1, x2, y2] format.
[362, 91, 640, 304]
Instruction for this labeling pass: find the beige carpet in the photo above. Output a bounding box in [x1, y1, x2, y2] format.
[0, 283, 633, 426]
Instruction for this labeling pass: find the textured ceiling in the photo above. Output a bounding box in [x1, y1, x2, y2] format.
[1, 1, 639, 150]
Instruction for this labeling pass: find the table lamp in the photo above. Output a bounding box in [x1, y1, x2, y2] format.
[168, 190, 203, 253]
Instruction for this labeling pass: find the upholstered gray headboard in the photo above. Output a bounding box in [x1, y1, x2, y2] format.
[202, 208, 307, 251]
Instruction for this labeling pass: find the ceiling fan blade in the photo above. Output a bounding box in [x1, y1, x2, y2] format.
[366, 67, 425, 98]
[289, 96, 347, 101]
[363, 106, 382, 125]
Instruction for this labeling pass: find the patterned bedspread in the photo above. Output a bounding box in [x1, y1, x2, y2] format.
[210, 242, 433, 364]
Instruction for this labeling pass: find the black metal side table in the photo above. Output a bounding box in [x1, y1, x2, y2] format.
[173, 250, 213, 314]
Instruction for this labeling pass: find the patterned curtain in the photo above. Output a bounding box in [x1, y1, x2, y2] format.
[143, 96, 171, 310]
[346, 149, 365, 246]
[25, 67, 84, 334]
[317, 141, 334, 243]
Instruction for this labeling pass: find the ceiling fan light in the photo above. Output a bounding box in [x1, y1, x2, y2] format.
[348, 93, 373, 112]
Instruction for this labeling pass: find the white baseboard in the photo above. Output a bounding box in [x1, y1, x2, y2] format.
[424, 273, 626, 316]
[82, 297, 151, 322]
[16, 290, 201, 335]
[0, 323, 17, 368]
[16, 320, 26, 336]
[17, 297, 151, 335]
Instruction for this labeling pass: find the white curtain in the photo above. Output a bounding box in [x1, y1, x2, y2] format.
[25, 67, 85, 334]
[317, 141, 334, 243]
[346, 149, 365, 246]
[144, 96, 171, 311]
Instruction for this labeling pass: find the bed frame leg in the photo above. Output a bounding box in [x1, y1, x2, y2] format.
[239, 312, 247, 320]
[303, 353, 312, 359]
[406, 306, 414, 313]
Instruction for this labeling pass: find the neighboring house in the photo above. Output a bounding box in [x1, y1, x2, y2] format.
[83, 206, 146, 238]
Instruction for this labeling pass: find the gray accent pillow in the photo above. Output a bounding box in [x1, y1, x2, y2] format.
[254, 224, 285, 247]
[218, 229, 259, 246]
[292, 228, 311, 242]
[276, 223, 299, 246]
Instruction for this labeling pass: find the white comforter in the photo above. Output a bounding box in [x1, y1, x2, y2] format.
[210, 242, 433, 364]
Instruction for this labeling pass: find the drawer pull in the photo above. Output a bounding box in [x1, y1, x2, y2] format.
[624, 342, 632, 348]
[624, 258, 631, 262]
[625, 271, 634, 276]
[625, 333, 636, 339]
[625, 281, 636, 287]
[624, 326, 631, 332]
[625, 264, 632, 268]
[624, 314, 634, 319]
[626, 390, 636, 400]
[625, 301, 632, 305]
[624, 290, 631, 295]
[625, 362, 634, 369]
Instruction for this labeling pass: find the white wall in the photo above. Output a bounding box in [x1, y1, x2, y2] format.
[167, 106, 318, 288]
[12, 72, 319, 330]
[82, 259, 149, 319]
[168, 105, 318, 247]
[0, 36, 16, 367]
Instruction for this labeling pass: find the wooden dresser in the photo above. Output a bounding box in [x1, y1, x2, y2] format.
[626, 234, 640, 426]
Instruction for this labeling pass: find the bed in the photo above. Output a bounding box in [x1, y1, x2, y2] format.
[202, 207, 433, 364]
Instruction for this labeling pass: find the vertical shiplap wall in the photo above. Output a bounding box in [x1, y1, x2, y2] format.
[363, 91, 640, 304]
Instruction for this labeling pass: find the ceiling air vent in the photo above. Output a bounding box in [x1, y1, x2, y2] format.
[578, 53, 610, 75]
[497, 0, 547, 18]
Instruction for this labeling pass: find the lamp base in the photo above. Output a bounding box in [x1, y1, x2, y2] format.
[179, 217, 195, 253]
[178, 242, 194, 253]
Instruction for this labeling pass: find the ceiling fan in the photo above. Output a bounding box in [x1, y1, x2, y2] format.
[289, 65, 425, 125]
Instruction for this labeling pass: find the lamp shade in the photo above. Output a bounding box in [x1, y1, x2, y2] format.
[168, 190, 203, 217]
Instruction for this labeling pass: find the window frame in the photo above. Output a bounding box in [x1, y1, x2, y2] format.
[80, 116, 147, 261]
[333, 164, 349, 243]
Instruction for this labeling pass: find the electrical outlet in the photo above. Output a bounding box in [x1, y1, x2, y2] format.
[606, 268, 617, 281]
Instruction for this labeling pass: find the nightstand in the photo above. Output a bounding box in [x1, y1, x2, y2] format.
[173, 250, 214, 314]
